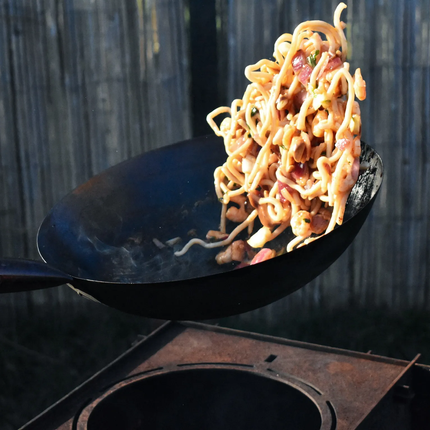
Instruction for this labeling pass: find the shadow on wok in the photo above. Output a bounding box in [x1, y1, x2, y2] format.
[0, 135, 383, 320]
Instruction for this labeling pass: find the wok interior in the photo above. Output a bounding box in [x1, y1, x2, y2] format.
[83, 368, 323, 430]
[37, 137, 383, 284]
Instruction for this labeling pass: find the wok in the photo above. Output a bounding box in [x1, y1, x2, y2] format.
[0, 135, 383, 320]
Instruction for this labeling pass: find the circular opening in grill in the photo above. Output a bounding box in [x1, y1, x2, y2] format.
[84, 368, 323, 430]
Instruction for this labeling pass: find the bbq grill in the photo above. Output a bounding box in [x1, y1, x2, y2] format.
[21, 321, 430, 430]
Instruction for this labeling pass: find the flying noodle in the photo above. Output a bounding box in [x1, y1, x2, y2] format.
[175, 2, 366, 264]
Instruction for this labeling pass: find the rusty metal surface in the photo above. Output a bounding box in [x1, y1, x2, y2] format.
[125, 323, 416, 430]
[21, 321, 427, 430]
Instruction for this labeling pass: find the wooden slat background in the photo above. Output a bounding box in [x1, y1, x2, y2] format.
[0, 0, 192, 322]
[0, 0, 429, 327]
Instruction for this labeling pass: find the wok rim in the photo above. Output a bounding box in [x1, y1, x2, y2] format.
[35, 136, 384, 287]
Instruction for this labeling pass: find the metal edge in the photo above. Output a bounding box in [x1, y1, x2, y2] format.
[179, 321, 420, 367]
[352, 354, 421, 429]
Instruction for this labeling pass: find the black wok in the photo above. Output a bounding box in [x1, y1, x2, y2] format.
[0, 136, 383, 320]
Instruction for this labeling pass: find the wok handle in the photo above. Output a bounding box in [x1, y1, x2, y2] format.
[0, 258, 73, 293]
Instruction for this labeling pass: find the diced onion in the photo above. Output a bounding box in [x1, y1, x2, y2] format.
[242, 155, 256, 174]
[247, 226, 272, 248]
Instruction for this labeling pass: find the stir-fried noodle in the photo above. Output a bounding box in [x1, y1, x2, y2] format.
[175, 3, 366, 264]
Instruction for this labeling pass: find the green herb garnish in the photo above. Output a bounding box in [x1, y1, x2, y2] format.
[307, 50, 320, 68]
[251, 107, 258, 117]
[304, 218, 311, 223]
